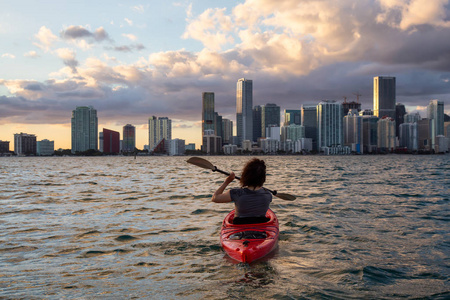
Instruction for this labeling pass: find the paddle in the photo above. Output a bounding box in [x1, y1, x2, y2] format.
[187, 157, 296, 201]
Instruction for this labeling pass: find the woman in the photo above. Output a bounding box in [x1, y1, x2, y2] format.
[211, 158, 272, 224]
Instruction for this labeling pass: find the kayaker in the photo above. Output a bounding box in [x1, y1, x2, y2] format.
[211, 158, 272, 224]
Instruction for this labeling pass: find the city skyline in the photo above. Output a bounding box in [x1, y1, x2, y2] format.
[1, 0, 450, 149]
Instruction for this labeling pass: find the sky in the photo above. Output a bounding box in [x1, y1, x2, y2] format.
[1, 0, 450, 150]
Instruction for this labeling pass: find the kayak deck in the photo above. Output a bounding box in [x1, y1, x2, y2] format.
[220, 209, 279, 263]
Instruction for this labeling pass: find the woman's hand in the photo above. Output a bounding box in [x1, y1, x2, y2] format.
[225, 172, 235, 184]
[211, 172, 235, 203]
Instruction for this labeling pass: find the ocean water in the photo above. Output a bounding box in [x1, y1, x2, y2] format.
[0, 155, 449, 299]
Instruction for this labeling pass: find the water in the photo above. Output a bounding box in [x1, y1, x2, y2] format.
[0, 155, 449, 299]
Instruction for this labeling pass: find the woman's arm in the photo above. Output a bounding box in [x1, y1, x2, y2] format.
[211, 172, 235, 203]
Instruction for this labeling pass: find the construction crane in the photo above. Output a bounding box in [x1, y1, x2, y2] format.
[353, 92, 362, 103]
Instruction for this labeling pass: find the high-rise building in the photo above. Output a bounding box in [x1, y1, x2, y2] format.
[373, 76, 396, 119]
[317, 100, 343, 150]
[236, 78, 253, 145]
[261, 103, 280, 138]
[399, 123, 418, 151]
[222, 118, 233, 144]
[404, 112, 422, 123]
[203, 129, 222, 154]
[281, 124, 305, 142]
[343, 111, 363, 154]
[103, 128, 120, 154]
[149, 116, 172, 152]
[253, 105, 262, 142]
[123, 124, 136, 153]
[14, 133, 37, 155]
[342, 101, 361, 116]
[377, 117, 396, 152]
[362, 116, 378, 153]
[417, 119, 432, 152]
[284, 109, 301, 126]
[395, 103, 406, 137]
[37, 139, 54, 156]
[169, 139, 185, 156]
[427, 100, 444, 150]
[0, 141, 10, 153]
[301, 104, 318, 151]
[214, 112, 223, 141]
[202, 92, 215, 134]
[71, 106, 98, 153]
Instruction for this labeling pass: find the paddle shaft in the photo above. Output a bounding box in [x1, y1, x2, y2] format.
[212, 166, 278, 196]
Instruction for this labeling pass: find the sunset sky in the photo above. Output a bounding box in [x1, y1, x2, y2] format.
[1, 0, 449, 150]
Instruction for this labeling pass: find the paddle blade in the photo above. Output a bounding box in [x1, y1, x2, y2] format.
[275, 193, 296, 201]
[186, 157, 215, 170]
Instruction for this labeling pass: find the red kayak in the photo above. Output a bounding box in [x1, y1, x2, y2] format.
[220, 209, 279, 263]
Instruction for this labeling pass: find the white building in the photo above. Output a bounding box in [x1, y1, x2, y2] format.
[223, 144, 238, 155]
[169, 139, 185, 156]
[317, 100, 343, 151]
[266, 126, 281, 141]
[149, 116, 172, 151]
[294, 138, 313, 153]
[260, 138, 280, 153]
[242, 140, 252, 151]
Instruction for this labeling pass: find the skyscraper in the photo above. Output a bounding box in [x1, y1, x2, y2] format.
[71, 106, 98, 153]
[261, 103, 280, 138]
[236, 78, 253, 145]
[343, 111, 364, 154]
[149, 116, 172, 152]
[373, 76, 396, 119]
[123, 124, 136, 153]
[103, 128, 120, 154]
[395, 103, 406, 137]
[427, 100, 444, 136]
[317, 101, 343, 150]
[301, 104, 318, 151]
[427, 100, 444, 151]
[253, 105, 262, 142]
[14, 133, 37, 155]
[222, 118, 233, 144]
[284, 109, 301, 126]
[202, 92, 215, 135]
[377, 117, 396, 152]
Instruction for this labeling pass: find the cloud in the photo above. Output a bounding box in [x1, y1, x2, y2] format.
[377, 0, 450, 30]
[60, 25, 112, 43]
[132, 5, 145, 13]
[107, 43, 145, 52]
[34, 26, 58, 51]
[183, 7, 234, 51]
[122, 33, 138, 41]
[124, 18, 133, 26]
[2, 53, 15, 59]
[24, 51, 39, 58]
[2, 0, 450, 129]
[55, 48, 79, 74]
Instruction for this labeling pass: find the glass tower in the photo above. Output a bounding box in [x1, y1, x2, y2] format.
[373, 76, 396, 120]
[236, 78, 253, 146]
[317, 100, 343, 150]
[202, 92, 215, 135]
[123, 124, 136, 152]
[261, 103, 280, 138]
[71, 106, 98, 153]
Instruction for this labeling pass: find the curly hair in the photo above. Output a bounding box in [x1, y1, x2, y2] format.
[239, 158, 266, 188]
